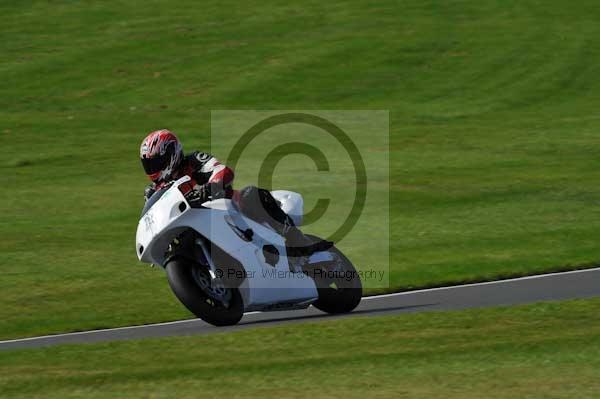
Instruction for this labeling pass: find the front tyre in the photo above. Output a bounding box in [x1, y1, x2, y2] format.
[166, 258, 244, 326]
[304, 235, 363, 314]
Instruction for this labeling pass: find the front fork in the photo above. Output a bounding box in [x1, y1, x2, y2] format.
[194, 237, 230, 307]
[195, 237, 219, 279]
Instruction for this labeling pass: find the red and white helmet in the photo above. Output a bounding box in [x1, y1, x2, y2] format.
[140, 129, 183, 183]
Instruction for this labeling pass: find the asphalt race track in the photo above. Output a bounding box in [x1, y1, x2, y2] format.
[2, 268, 600, 351]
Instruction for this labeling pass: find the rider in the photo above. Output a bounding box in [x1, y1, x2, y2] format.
[140, 129, 332, 256]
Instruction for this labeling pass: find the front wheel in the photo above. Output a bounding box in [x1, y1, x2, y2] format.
[166, 258, 244, 326]
[304, 235, 362, 314]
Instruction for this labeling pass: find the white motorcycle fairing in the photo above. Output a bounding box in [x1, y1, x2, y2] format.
[135, 177, 320, 311]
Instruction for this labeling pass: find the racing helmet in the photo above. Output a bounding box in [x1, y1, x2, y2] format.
[140, 129, 184, 183]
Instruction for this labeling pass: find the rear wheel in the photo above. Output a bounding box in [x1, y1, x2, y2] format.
[166, 258, 244, 326]
[304, 235, 362, 314]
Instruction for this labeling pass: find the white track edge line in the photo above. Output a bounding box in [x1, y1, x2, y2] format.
[1, 267, 598, 345]
[0, 311, 260, 344]
[361, 267, 600, 300]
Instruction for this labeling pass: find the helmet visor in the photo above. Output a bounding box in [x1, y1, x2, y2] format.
[141, 155, 168, 176]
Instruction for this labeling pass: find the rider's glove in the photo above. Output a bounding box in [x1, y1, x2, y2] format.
[144, 185, 156, 201]
[184, 184, 211, 207]
[184, 183, 226, 207]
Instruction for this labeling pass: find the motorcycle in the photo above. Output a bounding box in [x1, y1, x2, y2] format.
[135, 176, 362, 326]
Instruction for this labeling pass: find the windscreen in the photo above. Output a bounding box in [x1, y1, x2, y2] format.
[140, 188, 168, 217]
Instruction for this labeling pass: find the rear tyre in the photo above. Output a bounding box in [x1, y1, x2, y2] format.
[304, 235, 363, 314]
[166, 258, 244, 326]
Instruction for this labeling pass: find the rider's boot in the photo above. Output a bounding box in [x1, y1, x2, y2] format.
[281, 218, 333, 257]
